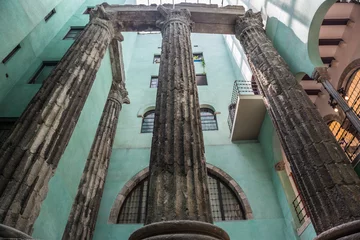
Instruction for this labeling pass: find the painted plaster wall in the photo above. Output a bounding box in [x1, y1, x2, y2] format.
[0, 0, 85, 103]
[259, 113, 317, 240]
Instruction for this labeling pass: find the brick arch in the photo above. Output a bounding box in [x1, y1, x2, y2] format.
[108, 163, 253, 223]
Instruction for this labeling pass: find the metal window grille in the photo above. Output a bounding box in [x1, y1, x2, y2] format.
[292, 194, 308, 225]
[0, 118, 17, 148]
[200, 108, 218, 131]
[44, 8, 56, 22]
[116, 173, 245, 223]
[346, 68, 360, 115]
[141, 110, 155, 133]
[150, 77, 158, 88]
[29, 61, 59, 84]
[64, 27, 85, 40]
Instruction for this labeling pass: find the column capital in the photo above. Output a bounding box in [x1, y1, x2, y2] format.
[90, 3, 124, 41]
[312, 67, 330, 83]
[109, 81, 130, 104]
[156, 6, 193, 33]
[235, 9, 263, 38]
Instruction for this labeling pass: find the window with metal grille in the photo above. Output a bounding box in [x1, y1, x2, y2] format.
[0, 118, 17, 148]
[83, 7, 94, 14]
[63, 27, 85, 40]
[117, 173, 245, 223]
[141, 110, 155, 133]
[149, 74, 207, 88]
[28, 61, 59, 84]
[44, 8, 56, 22]
[200, 108, 218, 131]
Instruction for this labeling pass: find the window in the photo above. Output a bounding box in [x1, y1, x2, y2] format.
[141, 110, 155, 133]
[153, 55, 161, 64]
[0, 118, 17, 147]
[83, 7, 94, 14]
[153, 53, 204, 64]
[29, 61, 59, 84]
[116, 170, 245, 223]
[345, 68, 360, 115]
[44, 8, 56, 22]
[149, 74, 207, 88]
[2, 44, 21, 64]
[64, 27, 85, 40]
[200, 108, 218, 131]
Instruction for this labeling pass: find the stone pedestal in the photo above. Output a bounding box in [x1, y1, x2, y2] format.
[62, 40, 129, 240]
[0, 5, 121, 234]
[130, 6, 229, 240]
[235, 10, 360, 236]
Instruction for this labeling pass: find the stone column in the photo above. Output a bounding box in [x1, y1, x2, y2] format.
[235, 10, 360, 238]
[62, 40, 129, 240]
[0, 5, 122, 234]
[129, 6, 229, 240]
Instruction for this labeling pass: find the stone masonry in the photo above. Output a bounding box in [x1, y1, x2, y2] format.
[0, 5, 122, 234]
[235, 10, 360, 235]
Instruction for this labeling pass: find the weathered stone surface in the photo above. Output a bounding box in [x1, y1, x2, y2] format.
[145, 6, 212, 225]
[0, 4, 120, 234]
[62, 40, 128, 240]
[235, 10, 360, 235]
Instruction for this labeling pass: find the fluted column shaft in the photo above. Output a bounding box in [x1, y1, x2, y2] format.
[0, 6, 121, 234]
[62, 40, 129, 240]
[235, 10, 360, 235]
[145, 7, 212, 225]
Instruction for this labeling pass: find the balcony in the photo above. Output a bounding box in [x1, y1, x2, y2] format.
[228, 80, 266, 141]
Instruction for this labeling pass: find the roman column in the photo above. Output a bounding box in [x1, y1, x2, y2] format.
[62, 40, 129, 240]
[0, 4, 122, 234]
[129, 6, 229, 240]
[235, 10, 360, 239]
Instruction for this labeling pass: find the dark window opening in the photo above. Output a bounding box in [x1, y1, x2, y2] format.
[153, 55, 161, 64]
[64, 27, 85, 40]
[83, 7, 94, 14]
[2, 44, 21, 64]
[200, 108, 218, 131]
[29, 61, 59, 84]
[150, 74, 207, 88]
[0, 118, 17, 148]
[141, 110, 155, 133]
[117, 173, 245, 223]
[44, 8, 56, 22]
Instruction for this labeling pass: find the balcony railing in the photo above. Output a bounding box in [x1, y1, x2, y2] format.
[228, 80, 260, 131]
[292, 194, 308, 225]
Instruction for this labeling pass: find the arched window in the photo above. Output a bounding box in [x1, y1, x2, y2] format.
[200, 108, 218, 131]
[112, 165, 252, 224]
[345, 68, 360, 115]
[141, 110, 155, 133]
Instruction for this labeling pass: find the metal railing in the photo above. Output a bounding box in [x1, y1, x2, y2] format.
[227, 80, 260, 131]
[292, 194, 308, 225]
[330, 116, 360, 165]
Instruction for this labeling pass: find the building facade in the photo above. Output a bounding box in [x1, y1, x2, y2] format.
[0, 0, 360, 239]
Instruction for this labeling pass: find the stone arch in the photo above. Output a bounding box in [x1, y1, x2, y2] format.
[108, 163, 253, 223]
[308, 0, 337, 67]
[136, 105, 155, 118]
[323, 113, 344, 125]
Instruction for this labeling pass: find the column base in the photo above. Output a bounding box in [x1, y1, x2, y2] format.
[129, 220, 230, 240]
[314, 220, 360, 240]
[0, 224, 32, 239]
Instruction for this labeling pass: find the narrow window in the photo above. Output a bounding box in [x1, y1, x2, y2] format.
[200, 108, 218, 131]
[63, 27, 85, 40]
[150, 76, 158, 88]
[29, 61, 59, 84]
[44, 8, 56, 22]
[141, 110, 155, 133]
[193, 53, 203, 62]
[83, 7, 94, 14]
[0, 118, 17, 147]
[150, 74, 207, 88]
[2, 44, 21, 64]
[153, 55, 161, 64]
